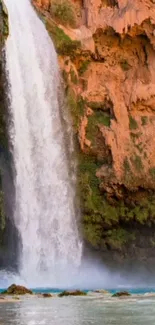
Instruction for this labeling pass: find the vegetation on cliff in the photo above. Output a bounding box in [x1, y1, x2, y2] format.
[46, 19, 81, 56]
[0, 0, 9, 39]
[32, 0, 155, 267]
[50, 0, 77, 28]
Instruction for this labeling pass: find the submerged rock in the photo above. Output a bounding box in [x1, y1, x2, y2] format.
[94, 289, 109, 294]
[13, 296, 20, 300]
[112, 291, 131, 298]
[42, 293, 52, 298]
[59, 290, 87, 297]
[2, 284, 33, 295]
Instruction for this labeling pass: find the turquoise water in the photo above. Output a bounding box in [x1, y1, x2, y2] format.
[1, 287, 155, 294]
[0, 294, 155, 325]
[32, 287, 155, 295]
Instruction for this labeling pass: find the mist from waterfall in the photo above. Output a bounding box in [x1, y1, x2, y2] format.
[4, 0, 82, 287]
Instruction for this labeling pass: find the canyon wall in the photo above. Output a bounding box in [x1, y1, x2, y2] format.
[0, 0, 18, 270]
[23, 0, 155, 272]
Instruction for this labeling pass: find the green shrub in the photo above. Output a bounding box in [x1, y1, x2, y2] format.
[105, 228, 135, 249]
[78, 60, 91, 75]
[135, 142, 143, 154]
[141, 116, 148, 126]
[120, 59, 131, 71]
[70, 69, 78, 84]
[129, 116, 138, 130]
[131, 154, 143, 171]
[50, 0, 77, 28]
[130, 132, 141, 141]
[83, 224, 103, 248]
[86, 112, 111, 144]
[123, 157, 130, 173]
[67, 89, 85, 131]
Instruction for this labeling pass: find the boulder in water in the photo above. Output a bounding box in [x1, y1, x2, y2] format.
[2, 284, 33, 295]
[94, 289, 109, 294]
[59, 290, 87, 297]
[42, 293, 52, 298]
[112, 291, 131, 297]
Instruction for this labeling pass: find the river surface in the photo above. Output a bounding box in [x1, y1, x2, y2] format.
[0, 295, 154, 325]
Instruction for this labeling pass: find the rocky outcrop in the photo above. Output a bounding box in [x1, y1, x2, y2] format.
[112, 291, 131, 297]
[2, 284, 33, 295]
[58, 290, 87, 297]
[32, 0, 155, 273]
[42, 293, 53, 297]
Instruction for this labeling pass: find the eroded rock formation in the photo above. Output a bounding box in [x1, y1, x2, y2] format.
[27, 0, 155, 272]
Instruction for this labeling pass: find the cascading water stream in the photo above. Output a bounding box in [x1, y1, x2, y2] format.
[4, 0, 82, 287]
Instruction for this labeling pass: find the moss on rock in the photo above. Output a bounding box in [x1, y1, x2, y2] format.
[0, 0, 9, 40]
[76, 148, 155, 251]
[32, 0, 155, 263]
[2, 284, 33, 295]
[42, 293, 52, 298]
[50, 0, 77, 28]
[66, 88, 85, 131]
[46, 20, 81, 56]
[86, 111, 111, 146]
[112, 291, 131, 297]
[59, 290, 87, 297]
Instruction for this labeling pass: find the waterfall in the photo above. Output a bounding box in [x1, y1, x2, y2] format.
[4, 0, 82, 287]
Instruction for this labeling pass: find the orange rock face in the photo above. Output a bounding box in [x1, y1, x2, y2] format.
[71, 0, 155, 194]
[82, 28, 155, 191]
[32, 0, 155, 270]
[33, 0, 50, 10]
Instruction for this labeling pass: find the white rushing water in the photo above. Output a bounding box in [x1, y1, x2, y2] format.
[4, 0, 82, 287]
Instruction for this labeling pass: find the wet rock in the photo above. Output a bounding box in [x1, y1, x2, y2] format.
[13, 296, 20, 300]
[2, 284, 33, 295]
[112, 291, 131, 297]
[94, 289, 109, 294]
[59, 290, 87, 297]
[42, 293, 52, 298]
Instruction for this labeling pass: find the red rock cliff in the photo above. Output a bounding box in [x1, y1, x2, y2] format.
[33, 0, 155, 273]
